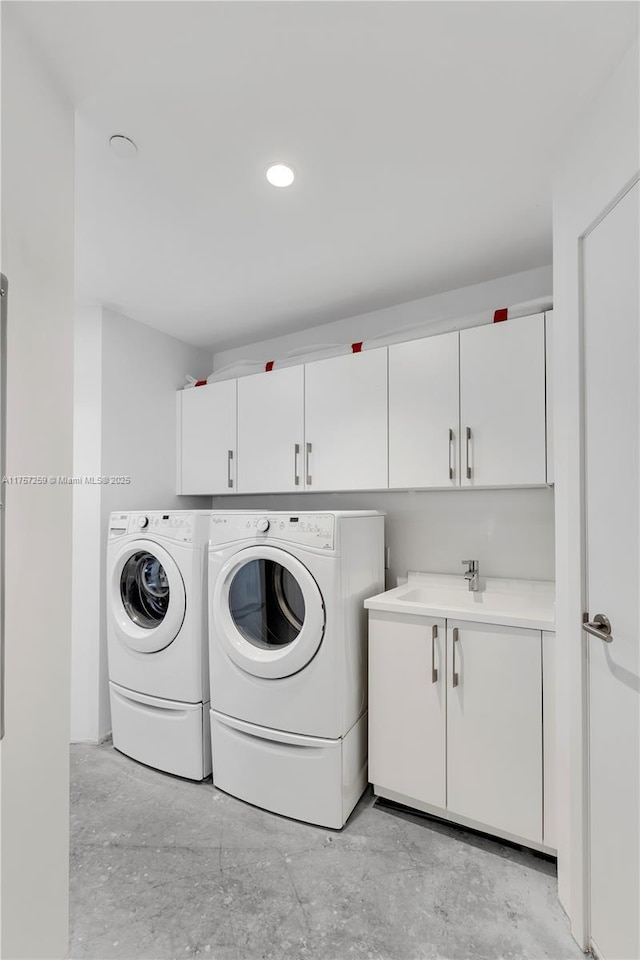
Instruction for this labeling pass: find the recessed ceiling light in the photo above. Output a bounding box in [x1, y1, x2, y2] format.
[109, 135, 138, 159]
[266, 163, 295, 188]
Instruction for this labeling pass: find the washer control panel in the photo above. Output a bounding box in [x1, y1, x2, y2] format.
[108, 512, 197, 542]
[210, 513, 335, 550]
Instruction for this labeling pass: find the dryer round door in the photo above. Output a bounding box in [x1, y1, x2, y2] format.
[212, 545, 325, 679]
[110, 540, 186, 653]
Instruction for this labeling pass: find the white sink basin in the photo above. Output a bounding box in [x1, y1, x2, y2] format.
[364, 573, 555, 630]
[399, 587, 464, 605]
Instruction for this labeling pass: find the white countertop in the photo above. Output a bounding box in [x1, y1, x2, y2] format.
[364, 572, 555, 630]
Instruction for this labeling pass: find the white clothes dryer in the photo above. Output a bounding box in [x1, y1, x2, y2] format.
[106, 510, 212, 780]
[208, 510, 385, 828]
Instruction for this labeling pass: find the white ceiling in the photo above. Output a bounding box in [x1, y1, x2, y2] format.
[14, 1, 639, 350]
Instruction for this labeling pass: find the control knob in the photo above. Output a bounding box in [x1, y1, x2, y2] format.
[137, 516, 149, 529]
[256, 518, 270, 533]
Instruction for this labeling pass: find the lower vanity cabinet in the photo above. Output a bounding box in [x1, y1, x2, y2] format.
[446, 620, 542, 844]
[368, 610, 549, 851]
[369, 612, 446, 808]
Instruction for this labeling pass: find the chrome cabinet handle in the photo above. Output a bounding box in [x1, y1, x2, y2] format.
[227, 449, 234, 489]
[452, 627, 459, 687]
[306, 442, 312, 486]
[465, 427, 472, 480]
[294, 443, 300, 486]
[431, 624, 438, 683]
[448, 428, 454, 480]
[583, 613, 613, 643]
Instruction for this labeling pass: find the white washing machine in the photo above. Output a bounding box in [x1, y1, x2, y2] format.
[106, 510, 212, 780]
[208, 510, 385, 828]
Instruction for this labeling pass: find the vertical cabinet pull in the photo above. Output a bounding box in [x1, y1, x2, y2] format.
[227, 449, 234, 489]
[465, 427, 472, 480]
[448, 428, 454, 480]
[431, 624, 438, 683]
[306, 442, 312, 486]
[452, 627, 459, 687]
[294, 443, 300, 486]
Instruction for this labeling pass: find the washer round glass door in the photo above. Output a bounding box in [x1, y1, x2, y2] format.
[213, 545, 325, 679]
[110, 540, 186, 653]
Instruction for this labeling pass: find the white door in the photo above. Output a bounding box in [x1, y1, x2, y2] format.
[177, 379, 237, 494]
[0, 274, 6, 742]
[368, 612, 446, 807]
[304, 348, 388, 491]
[583, 181, 639, 960]
[460, 315, 546, 487]
[388, 332, 459, 488]
[446, 620, 542, 843]
[237, 365, 305, 493]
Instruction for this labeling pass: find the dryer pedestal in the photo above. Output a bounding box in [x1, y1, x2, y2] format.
[110, 682, 212, 781]
[210, 709, 368, 829]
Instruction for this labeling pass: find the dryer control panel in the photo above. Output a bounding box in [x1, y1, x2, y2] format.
[210, 513, 335, 550]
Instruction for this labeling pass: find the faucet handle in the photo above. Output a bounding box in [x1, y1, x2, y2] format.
[462, 559, 478, 570]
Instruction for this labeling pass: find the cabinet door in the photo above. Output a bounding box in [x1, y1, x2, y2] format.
[369, 612, 446, 808]
[177, 380, 237, 494]
[542, 631, 556, 849]
[545, 311, 554, 484]
[237, 366, 304, 493]
[460, 314, 546, 486]
[304, 348, 388, 491]
[446, 620, 542, 843]
[389, 332, 459, 488]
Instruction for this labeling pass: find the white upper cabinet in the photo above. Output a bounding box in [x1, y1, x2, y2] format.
[460, 314, 546, 486]
[176, 380, 237, 495]
[389, 331, 460, 488]
[176, 312, 550, 494]
[237, 365, 305, 493]
[304, 348, 388, 491]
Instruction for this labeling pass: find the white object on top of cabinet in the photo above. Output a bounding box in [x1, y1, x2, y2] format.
[304, 347, 388, 491]
[460, 313, 546, 487]
[176, 379, 237, 495]
[388, 331, 459, 488]
[237, 365, 305, 493]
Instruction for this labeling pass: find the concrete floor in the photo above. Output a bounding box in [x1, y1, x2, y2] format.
[70, 743, 584, 960]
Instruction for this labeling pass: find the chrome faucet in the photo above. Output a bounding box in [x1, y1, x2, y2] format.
[462, 560, 479, 592]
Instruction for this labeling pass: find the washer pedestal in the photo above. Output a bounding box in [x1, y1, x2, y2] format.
[210, 709, 367, 829]
[110, 682, 211, 781]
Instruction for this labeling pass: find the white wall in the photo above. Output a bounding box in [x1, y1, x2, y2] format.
[213, 265, 551, 369]
[71, 306, 103, 744]
[212, 488, 555, 587]
[70, 307, 210, 743]
[0, 9, 75, 959]
[552, 38, 640, 947]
